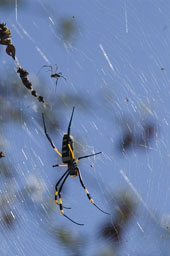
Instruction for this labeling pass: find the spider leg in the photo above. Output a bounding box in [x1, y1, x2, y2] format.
[78, 170, 110, 215]
[53, 164, 68, 167]
[55, 77, 59, 87]
[57, 72, 66, 80]
[68, 144, 75, 160]
[55, 169, 71, 209]
[42, 65, 53, 69]
[75, 152, 102, 164]
[67, 107, 75, 137]
[37, 65, 54, 75]
[60, 75, 66, 81]
[58, 172, 84, 225]
[37, 65, 50, 75]
[54, 64, 58, 73]
[41, 65, 53, 75]
[42, 113, 62, 157]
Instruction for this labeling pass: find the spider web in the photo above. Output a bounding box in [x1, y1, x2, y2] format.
[0, 0, 170, 255]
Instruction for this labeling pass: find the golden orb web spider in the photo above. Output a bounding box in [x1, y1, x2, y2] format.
[42, 107, 110, 225]
[41, 64, 66, 86]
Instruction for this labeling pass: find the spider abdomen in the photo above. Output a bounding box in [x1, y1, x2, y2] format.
[62, 134, 74, 163]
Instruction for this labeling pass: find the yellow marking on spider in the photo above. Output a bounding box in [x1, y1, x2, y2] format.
[61, 210, 64, 214]
[75, 158, 79, 164]
[55, 192, 58, 204]
[85, 189, 88, 194]
[90, 199, 94, 204]
[59, 198, 62, 204]
[54, 147, 62, 157]
[57, 164, 68, 167]
[68, 144, 75, 160]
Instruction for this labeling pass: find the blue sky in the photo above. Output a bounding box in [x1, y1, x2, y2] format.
[0, 0, 170, 255]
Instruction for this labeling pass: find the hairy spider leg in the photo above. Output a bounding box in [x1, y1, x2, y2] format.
[53, 75, 59, 87]
[42, 113, 62, 157]
[53, 164, 68, 167]
[54, 169, 71, 209]
[58, 172, 84, 226]
[67, 106, 75, 137]
[42, 65, 54, 75]
[78, 171, 110, 215]
[75, 152, 102, 164]
[37, 65, 53, 76]
[56, 72, 62, 76]
[42, 114, 71, 209]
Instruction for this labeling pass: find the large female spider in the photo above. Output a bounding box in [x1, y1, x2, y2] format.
[42, 107, 110, 225]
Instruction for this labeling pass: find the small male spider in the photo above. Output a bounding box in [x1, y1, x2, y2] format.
[42, 65, 66, 86]
[42, 107, 110, 225]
